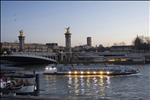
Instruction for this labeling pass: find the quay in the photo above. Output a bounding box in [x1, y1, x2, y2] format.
[1, 95, 110, 100]
[1, 95, 61, 100]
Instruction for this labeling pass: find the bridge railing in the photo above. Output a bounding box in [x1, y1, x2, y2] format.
[10, 52, 57, 62]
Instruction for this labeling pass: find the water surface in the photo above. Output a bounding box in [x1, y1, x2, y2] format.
[2, 64, 150, 99]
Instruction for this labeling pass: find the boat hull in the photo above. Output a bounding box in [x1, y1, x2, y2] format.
[15, 85, 35, 95]
[43, 71, 138, 76]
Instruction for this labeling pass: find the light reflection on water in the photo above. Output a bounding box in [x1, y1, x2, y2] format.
[43, 75, 111, 98]
[41, 64, 150, 99]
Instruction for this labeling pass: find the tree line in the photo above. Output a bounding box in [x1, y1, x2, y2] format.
[133, 36, 150, 51]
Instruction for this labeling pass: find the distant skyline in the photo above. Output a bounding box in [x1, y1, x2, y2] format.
[1, 1, 150, 47]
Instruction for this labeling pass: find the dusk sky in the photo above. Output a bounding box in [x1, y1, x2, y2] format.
[1, 1, 149, 47]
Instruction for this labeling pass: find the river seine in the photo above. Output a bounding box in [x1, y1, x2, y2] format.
[2, 64, 150, 99]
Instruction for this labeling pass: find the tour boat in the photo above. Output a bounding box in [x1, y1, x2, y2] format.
[43, 65, 139, 76]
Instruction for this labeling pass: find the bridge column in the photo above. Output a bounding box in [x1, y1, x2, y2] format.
[18, 30, 25, 52]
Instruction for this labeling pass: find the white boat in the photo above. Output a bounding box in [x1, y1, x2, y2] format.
[15, 85, 36, 95]
[44, 66, 57, 73]
[0, 73, 38, 95]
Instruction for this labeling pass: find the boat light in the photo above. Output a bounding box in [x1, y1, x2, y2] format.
[74, 71, 78, 74]
[99, 71, 103, 74]
[68, 71, 72, 74]
[80, 71, 84, 74]
[49, 67, 52, 70]
[87, 71, 90, 74]
[108, 59, 115, 62]
[106, 71, 110, 74]
[34, 86, 37, 90]
[53, 68, 56, 70]
[121, 58, 127, 61]
[45, 67, 49, 70]
[93, 71, 96, 74]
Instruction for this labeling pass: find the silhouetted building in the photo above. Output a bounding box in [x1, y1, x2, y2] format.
[110, 45, 133, 52]
[46, 43, 58, 49]
[87, 37, 92, 46]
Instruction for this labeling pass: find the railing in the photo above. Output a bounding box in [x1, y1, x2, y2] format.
[8, 52, 57, 62]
